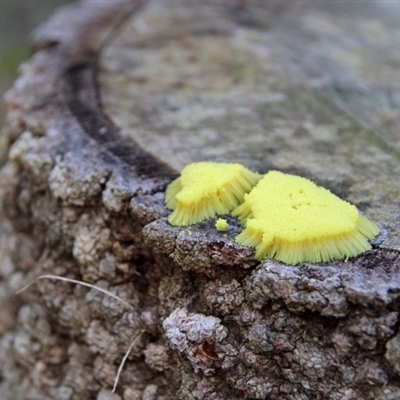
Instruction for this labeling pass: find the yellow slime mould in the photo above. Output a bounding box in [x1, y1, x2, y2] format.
[233, 170, 380, 265]
[215, 218, 230, 232]
[166, 162, 260, 226]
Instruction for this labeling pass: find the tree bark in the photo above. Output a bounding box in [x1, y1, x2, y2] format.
[1, 1, 400, 399]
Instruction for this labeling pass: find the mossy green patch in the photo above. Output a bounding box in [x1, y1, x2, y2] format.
[0, 44, 29, 75]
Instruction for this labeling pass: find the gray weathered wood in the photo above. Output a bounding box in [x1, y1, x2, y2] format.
[1, 1, 400, 399]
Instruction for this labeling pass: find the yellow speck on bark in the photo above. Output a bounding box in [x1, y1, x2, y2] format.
[215, 218, 230, 232]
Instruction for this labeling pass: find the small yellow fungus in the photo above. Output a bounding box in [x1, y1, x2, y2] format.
[233, 170, 380, 265]
[166, 162, 260, 226]
[216, 218, 230, 232]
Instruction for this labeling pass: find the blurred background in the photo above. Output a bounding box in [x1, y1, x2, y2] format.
[0, 0, 74, 124]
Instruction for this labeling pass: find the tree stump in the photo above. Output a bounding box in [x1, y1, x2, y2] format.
[1, 1, 400, 399]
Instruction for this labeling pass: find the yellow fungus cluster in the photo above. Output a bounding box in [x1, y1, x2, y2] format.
[165, 162, 260, 226]
[233, 171, 379, 264]
[165, 163, 380, 265]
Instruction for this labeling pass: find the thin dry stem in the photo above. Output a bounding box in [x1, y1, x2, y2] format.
[112, 329, 145, 393]
[16, 274, 133, 309]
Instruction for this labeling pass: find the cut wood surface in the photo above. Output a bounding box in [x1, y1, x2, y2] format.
[0, 1, 400, 399]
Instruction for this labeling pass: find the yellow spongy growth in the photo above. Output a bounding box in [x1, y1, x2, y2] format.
[166, 162, 261, 226]
[233, 170, 380, 265]
[216, 218, 230, 232]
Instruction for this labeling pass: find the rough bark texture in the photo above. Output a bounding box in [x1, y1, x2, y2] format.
[1, 1, 400, 399]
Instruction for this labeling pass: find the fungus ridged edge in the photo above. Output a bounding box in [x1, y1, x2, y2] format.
[236, 214, 378, 264]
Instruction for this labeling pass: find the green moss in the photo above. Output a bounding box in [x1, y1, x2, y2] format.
[0, 44, 29, 75]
